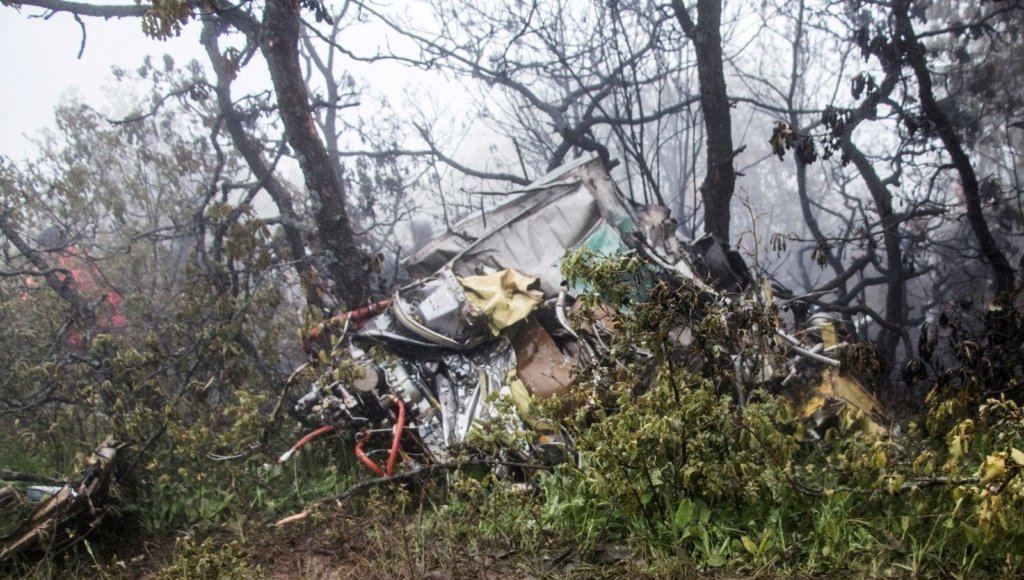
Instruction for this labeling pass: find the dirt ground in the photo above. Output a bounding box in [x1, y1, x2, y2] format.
[104, 510, 582, 580]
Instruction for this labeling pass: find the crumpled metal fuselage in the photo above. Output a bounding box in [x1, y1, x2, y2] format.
[290, 155, 888, 477]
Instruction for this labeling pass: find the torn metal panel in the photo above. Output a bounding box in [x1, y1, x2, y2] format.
[391, 267, 491, 349]
[403, 185, 575, 280]
[511, 318, 576, 399]
[404, 156, 637, 296]
[785, 321, 891, 436]
[436, 182, 601, 296]
[799, 369, 890, 437]
[381, 267, 545, 349]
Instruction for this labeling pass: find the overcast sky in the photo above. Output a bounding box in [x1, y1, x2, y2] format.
[0, 11, 211, 160]
[0, 7, 504, 182]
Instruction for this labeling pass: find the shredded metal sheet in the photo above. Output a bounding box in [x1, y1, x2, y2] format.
[404, 156, 637, 296]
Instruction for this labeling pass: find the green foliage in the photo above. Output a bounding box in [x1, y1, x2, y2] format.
[141, 0, 192, 40]
[155, 533, 257, 580]
[97, 248, 1015, 578]
[526, 252, 1024, 575]
[5, 123, 1024, 578]
[0, 98, 344, 566]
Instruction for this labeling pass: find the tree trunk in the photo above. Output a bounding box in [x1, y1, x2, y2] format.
[842, 139, 905, 371]
[201, 21, 325, 312]
[262, 0, 368, 309]
[671, 0, 736, 242]
[893, 0, 1015, 299]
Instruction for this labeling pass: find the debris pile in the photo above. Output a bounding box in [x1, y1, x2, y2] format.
[288, 156, 890, 477]
[0, 438, 118, 560]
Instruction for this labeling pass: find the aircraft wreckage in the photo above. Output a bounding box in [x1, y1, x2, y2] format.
[283, 155, 891, 477]
[0, 156, 890, 559]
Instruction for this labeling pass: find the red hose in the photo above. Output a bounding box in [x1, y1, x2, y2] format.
[355, 436, 385, 477]
[386, 397, 406, 477]
[331, 299, 393, 330]
[277, 425, 335, 464]
[353, 397, 407, 477]
[306, 299, 393, 343]
[346, 299, 393, 322]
